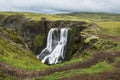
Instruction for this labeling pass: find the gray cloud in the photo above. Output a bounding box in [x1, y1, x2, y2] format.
[0, 0, 120, 14]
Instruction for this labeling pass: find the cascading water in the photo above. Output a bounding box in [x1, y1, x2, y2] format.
[37, 28, 69, 64]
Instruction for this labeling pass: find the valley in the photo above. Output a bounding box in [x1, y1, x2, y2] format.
[0, 12, 120, 80]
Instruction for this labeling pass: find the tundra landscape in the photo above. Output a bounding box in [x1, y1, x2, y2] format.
[0, 0, 120, 80]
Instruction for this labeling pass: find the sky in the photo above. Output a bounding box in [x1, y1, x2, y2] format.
[0, 0, 120, 14]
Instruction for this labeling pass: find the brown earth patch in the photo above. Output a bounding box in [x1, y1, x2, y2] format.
[97, 33, 120, 42]
[58, 70, 120, 80]
[0, 51, 120, 79]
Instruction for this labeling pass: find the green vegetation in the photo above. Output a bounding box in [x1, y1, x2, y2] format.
[41, 61, 113, 80]
[0, 37, 49, 70]
[84, 35, 98, 44]
[0, 28, 21, 43]
[34, 34, 44, 47]
[53, 12, 120, 22]
[0, 12, 120, 21]
[92, 39, 120, 51]
[97, 22, 120, 36]
[0, 28, 48, 70]
[0, 27, 88, 70]
[0, 12, 120, 79]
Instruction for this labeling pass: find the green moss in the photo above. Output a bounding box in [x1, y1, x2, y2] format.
[1, 12, 120, 22]
[34, 34, 44, 47]
[41, 61, 113, 80]
[97, 22, 120, 36]
[0, 33, 48, 70]
[80, 61, 113, 73]
[84, 35, 98, 44]
[0, 27, 21, 43]
[92, 39, 120, 51]
[0, 12, 120, 76]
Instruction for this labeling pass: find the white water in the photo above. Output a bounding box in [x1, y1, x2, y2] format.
[37, 28, 68, 64]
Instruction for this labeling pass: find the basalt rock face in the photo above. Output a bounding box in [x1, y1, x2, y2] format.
[0, 15, 90, 60]
[1, 15, 29, 35]
[22, 20, 89, 59]
[0, 15, 5, 26]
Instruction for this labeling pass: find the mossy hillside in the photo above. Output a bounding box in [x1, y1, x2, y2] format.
[91, 39, 120, 51]
[0, 28, 48, 70]
[1, 12, 120, 57]
[0, 12, 120, 65]
[1, 15, 28, 37]
[0, 27, 87, 70]
[57, 12, 120, 22]
[1, 20, 114, 71]
[40, 61, 113, 80]
[0, 27, 88, 71]
[1, 12, 120, 33]
[0, 12, 120, 79]
[53, 24, 120, 66]
[97, 22, 120, 36]
[1, 12, 120, 22]
[71, 30, 120, 59]
[68, 21, 120, 58]
[0, 16, 95, 70]
[0, 12, 85, 21]
[0, 27, 22, 43]
[0, 37, 50, 70]
[0, 12, 63, 21]
[34, 34, 44, 48]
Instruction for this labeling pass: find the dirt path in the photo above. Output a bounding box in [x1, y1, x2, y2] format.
[0, 50, 120, 79]
[96, 33, 120, 42]
[58, 70, 120, 80]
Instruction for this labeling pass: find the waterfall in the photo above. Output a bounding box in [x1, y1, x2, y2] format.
[37, 28, 69, 64]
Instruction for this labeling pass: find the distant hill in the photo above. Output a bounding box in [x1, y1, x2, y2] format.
[0, 12, 120, 21]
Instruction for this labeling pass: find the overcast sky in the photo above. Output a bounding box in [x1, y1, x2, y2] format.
[0, 0, 120, 14]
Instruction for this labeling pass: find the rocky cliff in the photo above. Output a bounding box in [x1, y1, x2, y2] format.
[0, 14, 92, 61]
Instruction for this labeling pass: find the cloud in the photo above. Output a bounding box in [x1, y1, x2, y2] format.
[0, 0, 120, 14]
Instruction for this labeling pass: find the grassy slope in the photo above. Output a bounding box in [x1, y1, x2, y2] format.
[0, 28, 48, 70]
[97, 22, 120, 36]
[41, 61, 113, 80]
[0, 12, 120, 79]
[0, 27, 89, 71]
[57, 12, 120, 80]
[0, 12, 120, 21]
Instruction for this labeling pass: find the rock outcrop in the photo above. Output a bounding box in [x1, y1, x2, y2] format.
[0, 14, 93, 60]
